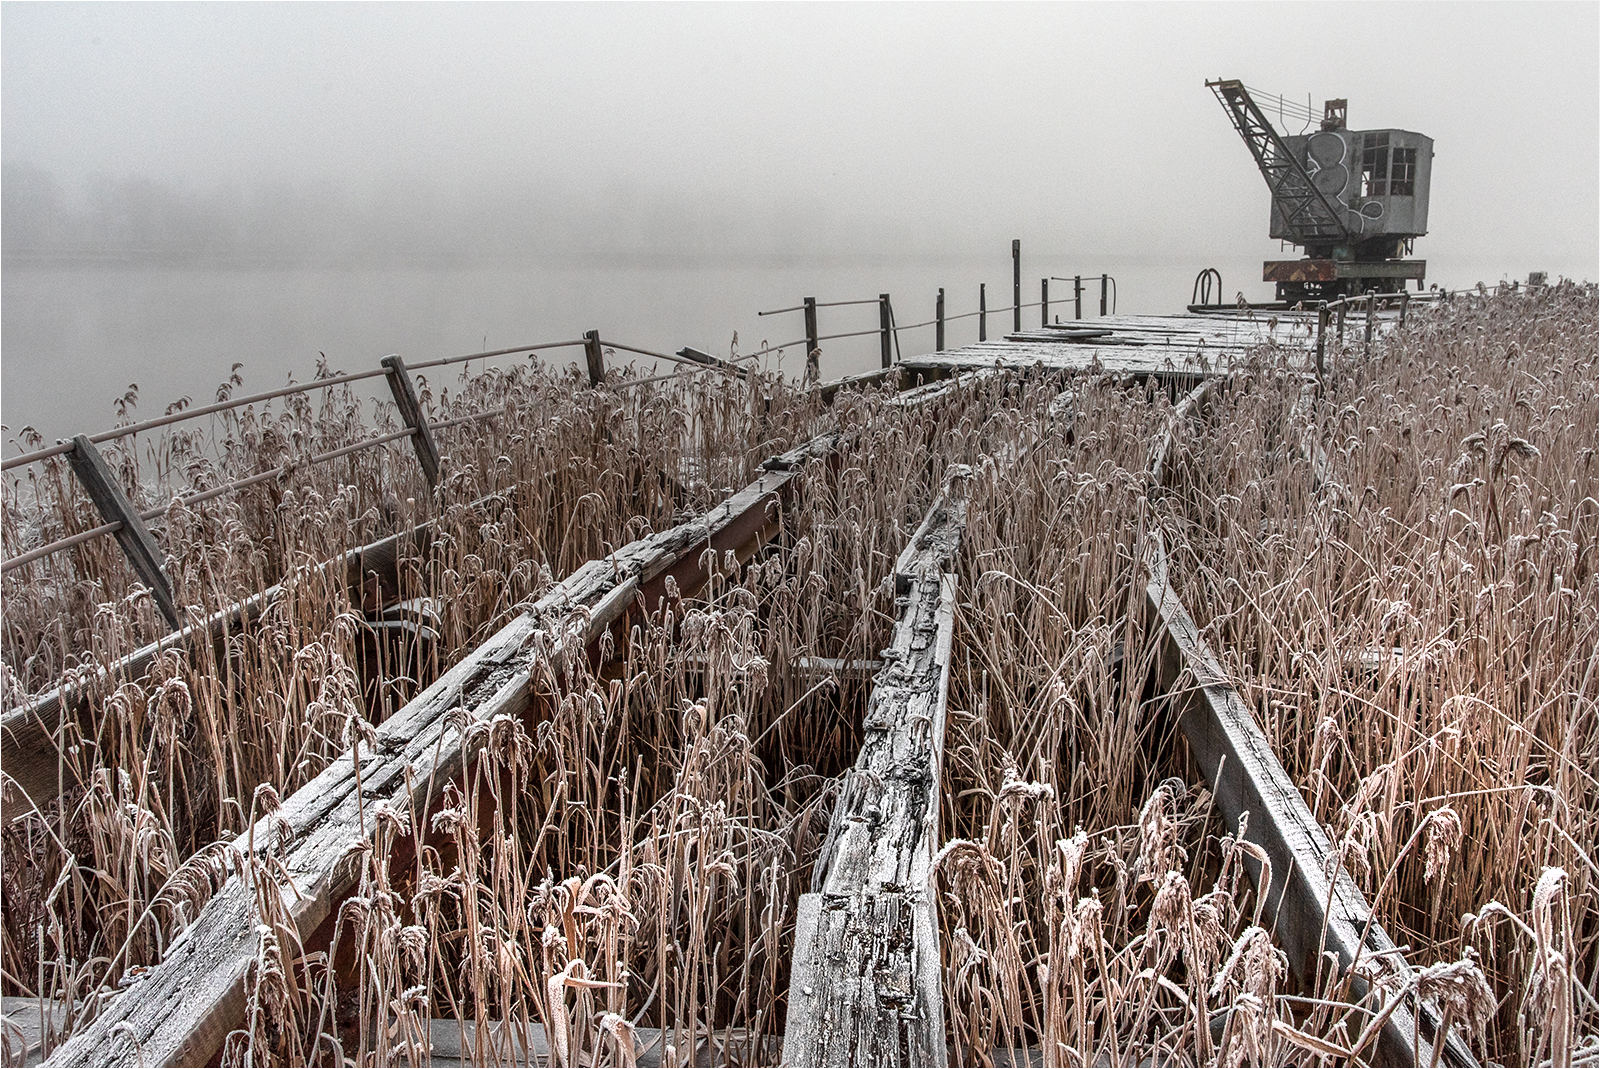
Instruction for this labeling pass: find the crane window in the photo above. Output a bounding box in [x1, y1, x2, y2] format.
[1361, 132, 1390, 197]
[1390, 146, 1417, 196]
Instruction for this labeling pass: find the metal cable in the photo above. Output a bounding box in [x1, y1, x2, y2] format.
[134, 427, 417, 521]
[2, 521, 123, 574]
[409, 339, 587, 371]
[598, 339, 745, 378]
[2, 368, 394, 472]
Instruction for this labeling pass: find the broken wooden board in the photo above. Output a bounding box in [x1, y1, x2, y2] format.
[39, 435, 841, 1069]
[782, 477, 968, 1069]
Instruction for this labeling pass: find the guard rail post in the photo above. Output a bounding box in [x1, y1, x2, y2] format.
[381, 355, 441, 489]
[1336, 299, 1347, 344]
[803, 297, 820, 363]
[1012, 239, 1021, 333]
[1075, 276, 1083, 320]
[1041, 278, 1049, 327]
[1316, 302, 1329, 389]
[1101, 274, 1109, 316]
[1364, 290, 1376, 355]
[936, 289, 945, 352]
[67, 435, 181, 630]
[583, 330, 606, 387]
[879, 294, 893, 369]
[1400, 288, 1410, 330]
[979, 283, 987, 342]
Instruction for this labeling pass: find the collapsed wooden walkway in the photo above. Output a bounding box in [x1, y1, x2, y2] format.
[8, 304, 1470, 1068]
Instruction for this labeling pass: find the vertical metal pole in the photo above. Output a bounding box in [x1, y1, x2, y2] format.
[936, 288, 945, 352]
[1041, 279, 1049, 326]
[803, 296, 820, 360]
[382, 355, 441, 489]
[1336, 300, 1346, 343]
[879, 294, 893, 369]
[68, 436, 181, 630]
[979, 283, 987, 342]
[1011, 239, 1022, 333]
[1074, 276, 1083, 320]
[583, 330, 605, 387]
[1100, 274, 1109, 316]
[1316, 303, 1328, 389]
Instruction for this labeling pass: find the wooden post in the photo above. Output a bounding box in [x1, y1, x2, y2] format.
[1041, 278, 1049, 326]
[878, 294, 893, 369]
[68, 436, 181, 630]
[582, 329, 605, 386]
[803, 296, 820, 362]
[1400, 288, 1410, 330]
[1074, 275, 1083, 320]
[381, 355, 441, 489]
[1363, 289, 1376, 355]
[1336, 299, 1346, 343]
[1316, 302, 1328, 388]
[935, 288, 945, 352]
[1011, 238, 1021, 332]
[1100, 273, 1109, 316]
[978, 282, 987, 342]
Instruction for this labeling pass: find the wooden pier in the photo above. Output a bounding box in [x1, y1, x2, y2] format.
[5, 296, 1478, 1069]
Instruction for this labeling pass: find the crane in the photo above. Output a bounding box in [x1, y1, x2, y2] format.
[1208, 78, 1433, 303]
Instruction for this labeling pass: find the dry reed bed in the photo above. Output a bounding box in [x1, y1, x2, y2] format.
[1160, 282, 1598, 1064]
[0, 355, 816, 1046]
[5, 287, 1595, 1067]
[213, 371, 1006, 1066]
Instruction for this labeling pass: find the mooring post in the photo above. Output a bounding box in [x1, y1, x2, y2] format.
[979, 283, 987, 342]
[1316, 302, 1329, 390]
[879, 293, 893, 369]
[1364, 289, 1376, 355]
[583, 330, 605, 387]
[1074, 275, 1083, 320]
[803, 296, 820, 364]
[68, 435, 181, 630]
[1101, 274, 1109, 316]
[381, 355, 441, 489]
[935, 288, 945, 352]
[1012, 239, 1021, 333]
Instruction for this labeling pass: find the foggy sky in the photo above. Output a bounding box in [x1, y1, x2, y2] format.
[3, 2, 1598, 278]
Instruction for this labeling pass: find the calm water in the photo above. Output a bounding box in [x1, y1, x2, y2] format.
[0, 252, 1516, 449]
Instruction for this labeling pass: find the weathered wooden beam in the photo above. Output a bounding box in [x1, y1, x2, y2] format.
[67, 435, 181, 630]
[39, 434, 839, 1069]
[381, 355, 442, 488]
[1144, 383, 1477, 1069]
[782, 475, 968, 1069]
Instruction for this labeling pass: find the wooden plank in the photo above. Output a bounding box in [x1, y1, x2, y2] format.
[782, 477, 968, 1069]
[39, 434, 839, 1069]
[1143, 535, 1476, 1068]
[66, 435, 181, 630]
[1143, 380, 1476, 1069]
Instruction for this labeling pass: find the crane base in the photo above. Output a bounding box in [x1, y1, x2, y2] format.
[1265, 258, 1426, 302]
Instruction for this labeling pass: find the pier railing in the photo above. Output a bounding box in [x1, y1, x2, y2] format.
[0, 330, 775, 627]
